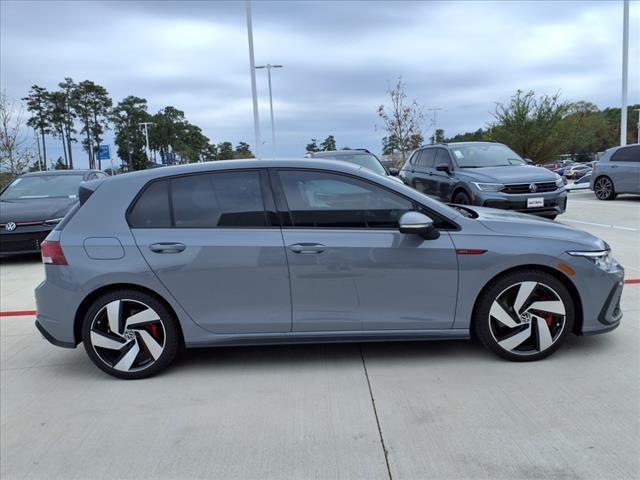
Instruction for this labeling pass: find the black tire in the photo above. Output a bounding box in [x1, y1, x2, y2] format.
[474, 270, 575, 362]
[452, 190, 471, 205]
[82, 289, 180, 379]
[594, 176, 617, 200]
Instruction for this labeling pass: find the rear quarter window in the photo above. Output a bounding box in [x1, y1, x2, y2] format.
[128, 180, 171, 228]
[611, 146, 640, 162]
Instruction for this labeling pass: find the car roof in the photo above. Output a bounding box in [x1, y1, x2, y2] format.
[420, 141, 502, 149]
[100, 159, 366, 185]
[20, 169, 100, 177]
[311, 150, 373, 157]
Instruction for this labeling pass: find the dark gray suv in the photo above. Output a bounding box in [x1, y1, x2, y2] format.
[400, 142, 567, 219]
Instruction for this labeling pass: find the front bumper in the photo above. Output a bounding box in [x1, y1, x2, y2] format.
[561, 253, 625, 335]
[0, 226, 52, 255]
[475, 190, 567, 217]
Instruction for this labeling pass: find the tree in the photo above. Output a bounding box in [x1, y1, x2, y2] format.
[429, 129, 445, 144]
[445, 128, 489, 143]
[0, 92, 36, 179]
[22, 85, 51, 170]
[217, 141, 234, 160]
[58, 78, 77, 168]
[377, 77, 424, 161]
[52, 157, 66, 170]
[111, 96, 151, 170]
[150, 106, 186, 164]
[560, 102, 609, 160]
[491, 89, 569, 164]
[234, 142, 254, 159]
[320, 135, 336, 151]
[72, 80, 112, 169]
[48, 91, 71, 167]
[305, 138, 320, 153]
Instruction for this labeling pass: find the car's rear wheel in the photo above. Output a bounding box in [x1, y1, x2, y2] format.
[82, 290, 179, 379]
[474, 270, 574, 361]
[453, 191, 471, 205]
[594, 176, 616, 200]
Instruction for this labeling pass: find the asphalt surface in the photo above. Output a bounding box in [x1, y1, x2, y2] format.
[1, 189, 639, 480]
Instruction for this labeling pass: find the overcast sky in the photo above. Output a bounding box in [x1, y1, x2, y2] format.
[1, 0, 638, 167]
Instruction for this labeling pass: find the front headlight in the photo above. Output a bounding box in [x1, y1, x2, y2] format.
[472, 182, 505, 192]
[44, 217, 64, 226]
[567, 250, 616, 272]
[555, 175, 564, 187]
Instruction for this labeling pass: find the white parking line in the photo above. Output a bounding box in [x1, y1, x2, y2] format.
[560, 218, 639, 232]
[568, 199, 640, 209]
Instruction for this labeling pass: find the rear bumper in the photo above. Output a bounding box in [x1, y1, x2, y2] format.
[35, 318, 76, 348]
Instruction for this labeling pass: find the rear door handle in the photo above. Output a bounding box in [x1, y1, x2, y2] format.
[149, 242, 186, 253]
[289, 243, 326, 254]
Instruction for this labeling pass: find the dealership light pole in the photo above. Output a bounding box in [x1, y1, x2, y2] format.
[139, 122, 155, 163]
[255, 64, 283, 159]
[426, 107, 443, 144]
[620, 0, 629, 146]
[246, 1, 262, 159]
[635, 108, 640, 144]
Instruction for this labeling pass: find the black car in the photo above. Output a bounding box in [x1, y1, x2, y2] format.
[0, 170, 108, 255]
[399, 142, 567, 219]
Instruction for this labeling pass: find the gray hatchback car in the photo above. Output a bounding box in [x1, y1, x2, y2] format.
[590, 144, 640, 200]
[400, 142, 567, 219]
[35, 160, 624, 378]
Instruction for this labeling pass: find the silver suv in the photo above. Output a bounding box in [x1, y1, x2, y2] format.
[590, 144, 640, 200]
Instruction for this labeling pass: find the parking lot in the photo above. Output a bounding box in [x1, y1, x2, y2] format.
[1, 190, 638, 480]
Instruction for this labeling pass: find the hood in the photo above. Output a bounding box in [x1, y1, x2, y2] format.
[0, 197, 77, 223]
[468, 206, 605, 250]
[456, 165, 558, 184]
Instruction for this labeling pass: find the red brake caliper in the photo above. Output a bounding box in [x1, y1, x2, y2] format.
[148, 323, 160, 339]
[545, 314, 553, 328]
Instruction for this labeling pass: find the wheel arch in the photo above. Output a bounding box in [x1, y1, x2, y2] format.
[450, 184, 472, 202]
[470, 264, 584, 337]
[74, 283, 185, 347]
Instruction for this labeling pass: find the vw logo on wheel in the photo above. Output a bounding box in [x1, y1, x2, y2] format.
[4, 222, 17, 232]
[529, 183, 538, 193]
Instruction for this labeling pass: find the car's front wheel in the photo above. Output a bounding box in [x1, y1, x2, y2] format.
[82, 290, 180, 379]
[452, 191, 471, 205]
[474, 270, 574, 361]
[594, 176, 617, 200]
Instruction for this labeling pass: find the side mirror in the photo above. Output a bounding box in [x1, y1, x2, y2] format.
[398, 211, 440, 240]
[435, 163, 451, 175]
[388, 167, 400, 176]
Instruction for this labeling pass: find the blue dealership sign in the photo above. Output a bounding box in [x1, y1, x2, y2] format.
[97, 145, 110, 161]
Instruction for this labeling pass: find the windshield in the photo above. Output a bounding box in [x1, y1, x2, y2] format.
[320, 153, 388, 176]
[1, 175, 84, 200]
[450, 144, 525, 168]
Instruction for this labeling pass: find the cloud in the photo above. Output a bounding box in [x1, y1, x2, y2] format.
[1, 0, 637, 166]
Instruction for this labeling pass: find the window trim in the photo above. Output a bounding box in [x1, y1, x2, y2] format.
[269, 167, 459, 231]
[126, 168, 279, 229]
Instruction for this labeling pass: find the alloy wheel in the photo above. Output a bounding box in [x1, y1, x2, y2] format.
[489, 281, 566, 356]
[594, 177, 613, 200]
[89, 299, 166, 372]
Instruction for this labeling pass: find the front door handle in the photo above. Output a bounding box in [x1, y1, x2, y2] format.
[289, 243, 326, 254]
[150, 242, 186, 254]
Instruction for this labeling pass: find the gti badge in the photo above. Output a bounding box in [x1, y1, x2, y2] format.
[5, 222, 17, 232]
[529, 183, 538, 193]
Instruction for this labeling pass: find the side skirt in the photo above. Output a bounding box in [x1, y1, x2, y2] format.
[185, 329, 470, 349]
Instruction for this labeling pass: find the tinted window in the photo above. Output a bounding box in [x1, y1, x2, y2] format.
[611, 146, 640, 162]
[418, 149, 436, 168]
[129, 180, 171, 228]
[279, 170, 412, 228]
[171, 171, 267, 228]
[434, 149, 451, 166]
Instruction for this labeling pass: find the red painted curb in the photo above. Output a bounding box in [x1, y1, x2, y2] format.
[0, 310, 37, 317]
[0, 279, 638, 317]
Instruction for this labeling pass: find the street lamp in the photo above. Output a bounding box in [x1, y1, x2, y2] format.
[246, 1, 262, 159]
[138, 122, 155, 164]
[426, 107, 443, 144]
[255, 64, 283, 159]
[620, 0, 629, 146]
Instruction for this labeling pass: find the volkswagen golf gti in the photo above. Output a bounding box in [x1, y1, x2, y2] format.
[35, 160, 624, 378]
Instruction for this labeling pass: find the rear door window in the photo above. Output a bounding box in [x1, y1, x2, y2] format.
[611, 146, 640, 162]
[171, 171, 267, 228]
